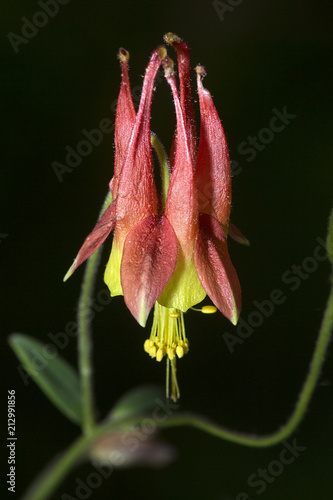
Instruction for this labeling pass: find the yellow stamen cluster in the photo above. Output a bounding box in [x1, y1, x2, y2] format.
[144, 303, 189, 402]
[143, 302, 216, 401]
[144, 303, 189, 362]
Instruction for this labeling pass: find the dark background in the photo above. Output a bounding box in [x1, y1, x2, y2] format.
[1, 0, 333, 499]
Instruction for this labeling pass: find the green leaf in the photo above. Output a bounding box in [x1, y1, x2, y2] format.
[9, 333, 82, 424]
[110, 385, 165, 422]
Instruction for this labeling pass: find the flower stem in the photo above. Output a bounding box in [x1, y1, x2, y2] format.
[78, 191, 112, 435]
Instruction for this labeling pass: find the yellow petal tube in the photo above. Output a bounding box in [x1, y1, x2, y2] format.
[104, 239, 123, 297]
[157, 253, 206, 312]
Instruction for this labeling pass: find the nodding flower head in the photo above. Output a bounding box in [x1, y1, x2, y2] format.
[64, 34, 248, 400]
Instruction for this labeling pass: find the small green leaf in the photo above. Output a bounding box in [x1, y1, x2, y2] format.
[9, 333, 82, 424]
[110, 385, 165, 422]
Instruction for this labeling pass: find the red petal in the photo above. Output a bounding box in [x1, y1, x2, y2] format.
[110, 49, 136, 199]
[194, 213, 241, 325]
[164, 33, 197, 165]
[195, 67, 231, 231]
[163, 58, 198, 253]
[115, 47, 165, 229]
[228, 223, 250, 246]
[64, 202, 117, 281]
[121, 215, 178, 327]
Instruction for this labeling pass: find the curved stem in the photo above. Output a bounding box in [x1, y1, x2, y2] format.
[21, 434, 92, 500]
[78, 191, 112, 435]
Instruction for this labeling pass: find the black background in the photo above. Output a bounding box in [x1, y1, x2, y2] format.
[1, 0, 333, 499]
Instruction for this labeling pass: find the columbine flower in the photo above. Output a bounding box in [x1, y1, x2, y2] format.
[64, 33, 247, 401]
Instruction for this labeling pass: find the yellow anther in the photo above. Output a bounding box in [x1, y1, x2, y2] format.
[201, 305, 217, 314]
[156, 347, 165, 362]
[144, 339, 150, 353]
[169, 312, 181, 318]
[149, 345, 157, 358]
[176, 345, 184, 358]
[167, 347, 175, 360]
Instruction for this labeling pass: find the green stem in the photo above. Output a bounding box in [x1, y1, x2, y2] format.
[78, 191, 112, 435]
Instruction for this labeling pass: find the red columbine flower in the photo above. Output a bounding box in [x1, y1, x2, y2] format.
[64, 34, 247, 400]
